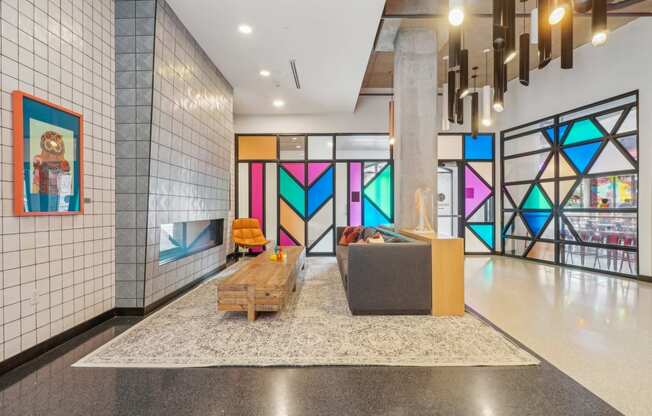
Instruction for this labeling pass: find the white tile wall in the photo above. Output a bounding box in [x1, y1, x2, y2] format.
[143, 0, 233, 307]
[0, 0, 115, 360]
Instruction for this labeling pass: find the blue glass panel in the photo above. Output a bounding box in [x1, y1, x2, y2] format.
[363, 198, 390, 226]
[558, 124, 568, 142]
[521, 212, 552, 237]
[464, 134, 493, 160]
[307, 167, 333, 217]
[469, 224, 494, 250]
[545, 127, 555, 143]
[562, 142, 602, 173]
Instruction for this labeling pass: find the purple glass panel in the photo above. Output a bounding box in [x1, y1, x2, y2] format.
[465, 166, 492, 218]
[250, 163, 264, 253]
[281, 162, 305, 185]
[308, 162, 330, 185]
[349, 163, 362, 226]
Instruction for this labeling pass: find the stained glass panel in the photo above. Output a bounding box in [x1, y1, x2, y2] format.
[562, 142, 602, 173]
[464, 134, 493, 160]
[588, 141, 635, 174]
[504, 151, 550, 183]
[563, 119, 604, 145]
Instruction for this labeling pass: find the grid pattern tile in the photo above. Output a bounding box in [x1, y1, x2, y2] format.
[143, 0, 233, 307]
[114, 0, 155, 308]
[0, 0, 116, 360]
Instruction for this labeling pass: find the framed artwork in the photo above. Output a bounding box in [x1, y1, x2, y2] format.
[12, 91, 84, 216]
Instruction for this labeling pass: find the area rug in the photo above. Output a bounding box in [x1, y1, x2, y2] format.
[75, 257, 538, 368]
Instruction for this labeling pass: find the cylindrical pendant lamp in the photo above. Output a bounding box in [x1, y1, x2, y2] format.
[519, 33, 530, 85]
[592, 0, 608, 46]
[442, 84, 450, 131]
[448, 71, 456, 123]
[561, 1, 573, 68]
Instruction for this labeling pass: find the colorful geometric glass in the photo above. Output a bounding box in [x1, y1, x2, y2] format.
[250, 163, 264, 227]
[563, 119, 603, 145]
[545, 127, 555, 143]
[279, 228, 296, 246]
[562, 141, 602, 173]
[363, 198, 390, 226]
[349, 163, 362, 226]
[307, 166, 333, 217]
[505, 183, 531, 207]
[464, 134, 493, 160]
[596, 111, 623, 134]
[522, 211, 552, 237]
[465, 166, 492, 217]
[281, 162, 305, 185]
[363, 165, 392, 222]
[559, 155, 576, 177]
[522, 184, 552, 210]
[588, 141, 635, 174]
[557, 124, 568, 142]
[617, 136, 637, 160]
[469, 223, 494, 250]
[279, 199, 305, 246]
[308, 162, 331, 185]
[279, 167, 305, 216]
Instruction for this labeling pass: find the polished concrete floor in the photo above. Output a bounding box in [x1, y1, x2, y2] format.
[466, 255, 652, 416]
[0, 257, 628, 416]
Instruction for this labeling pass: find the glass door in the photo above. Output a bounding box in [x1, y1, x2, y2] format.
[437, 162, 462, 237]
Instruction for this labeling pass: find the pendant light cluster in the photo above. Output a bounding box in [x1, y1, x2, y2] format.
[442, 0, 609, 132]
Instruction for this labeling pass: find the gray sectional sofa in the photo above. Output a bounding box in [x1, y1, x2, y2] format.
[335, 227, 432, 315]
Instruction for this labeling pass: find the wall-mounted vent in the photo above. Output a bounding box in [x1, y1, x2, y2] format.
[290, 59, 301, 89]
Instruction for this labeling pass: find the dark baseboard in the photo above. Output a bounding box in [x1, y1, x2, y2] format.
[0, 308, 116, 376]
[116, 263, 228, 316]
[1, 262, 229, 377]
[638, 274, 652, 283]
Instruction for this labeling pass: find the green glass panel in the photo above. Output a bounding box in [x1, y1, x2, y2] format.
[563, 119, 603, 145]
[363, 165, 392, 219]
[279, 168, 305, 217]
[522, 184, 552, 210]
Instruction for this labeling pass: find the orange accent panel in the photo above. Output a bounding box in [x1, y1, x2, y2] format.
[527, 242, 555, 262]
[12, 90, 84, 216]
[280, 199, 305, 245]
[238, 136, 277, 160]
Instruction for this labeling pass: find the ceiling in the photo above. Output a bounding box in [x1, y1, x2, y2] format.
[362, 0, 652, 90]
[167, 0, 385, 115]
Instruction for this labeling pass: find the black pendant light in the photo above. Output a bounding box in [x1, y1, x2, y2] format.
[471, 72, 479, 138]
[592, 0, 608, 46]
[504, 0, 517, 64]
[538, 0, 552, 68]
[493, 49, 505, 112]
[448, 70, 456, 123]
[561, 0, 573, 68]
[449, 25, 462, 68]
[456, 88, 464, 125]
[459, 49, 470, 98]
[519, 1, 530, 85]
[493, 0, 506, 50]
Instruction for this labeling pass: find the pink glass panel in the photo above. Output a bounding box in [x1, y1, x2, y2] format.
[308, 162, 330, 185]
[250, 163, 264, 253]
[279, 228, 296, 246]
[465, 166, 492, 218]
[281, 162, 305, 185]
[349, 163, 362, 226]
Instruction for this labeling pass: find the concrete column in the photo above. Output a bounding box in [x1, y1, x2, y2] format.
[393, 29, 438, 231]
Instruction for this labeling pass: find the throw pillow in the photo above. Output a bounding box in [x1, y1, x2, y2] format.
[338, 226, 363, 246]
[361, 227, 377, 241]
[367, 232, 385, 244]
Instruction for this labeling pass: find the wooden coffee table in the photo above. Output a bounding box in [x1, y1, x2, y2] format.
[217, 246, 305, 321]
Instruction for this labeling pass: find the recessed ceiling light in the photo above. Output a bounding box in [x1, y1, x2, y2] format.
[291, 137, 297, 141]
[295, 145, 301, 149]
[273, 99, 285, 108]
[259, 69, 270, 77]
[238, 24, 253, 34]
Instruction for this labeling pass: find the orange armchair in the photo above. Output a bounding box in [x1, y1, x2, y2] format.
[232, 218, 270, 255]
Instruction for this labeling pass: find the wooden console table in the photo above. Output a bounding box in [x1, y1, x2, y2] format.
[399, 230, 465, 316]
[217, 246, 305, 321]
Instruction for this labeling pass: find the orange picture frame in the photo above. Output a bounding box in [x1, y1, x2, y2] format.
[12, 91, 84, 216]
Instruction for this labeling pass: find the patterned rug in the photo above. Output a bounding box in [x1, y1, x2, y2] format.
[75, 257, 538, 368]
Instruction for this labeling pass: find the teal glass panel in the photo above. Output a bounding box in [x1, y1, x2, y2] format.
[363, 198, 390, 226]
[307, 167, 333, 217]
[279, 168, 305, 216]
[562, 141, 602, 173]
[563, 119, 603, 145]
[469, 224, 494, 250]
[522, 211, 552, 237]
[363, 165, 392, 219]
[464, 134, 493, 160]
[522, 184, 552, 210]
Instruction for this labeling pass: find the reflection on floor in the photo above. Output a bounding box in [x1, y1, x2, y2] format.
[466, 255, 651, 416]
[0, 284, 619, 415]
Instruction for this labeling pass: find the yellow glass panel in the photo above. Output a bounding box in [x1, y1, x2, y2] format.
[540, 157, 555, 179]
[541, 182, 555, 202]
[280, 199, 305, 245]
[559, 156, 576, 177]
[559, 179, 577, 204]
[527, 242, 555, 262]
[238, 136, 277, 160]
